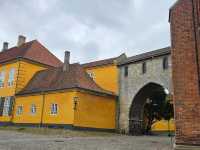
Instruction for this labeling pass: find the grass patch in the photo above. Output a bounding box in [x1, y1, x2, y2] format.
[0, 126, 118, 137]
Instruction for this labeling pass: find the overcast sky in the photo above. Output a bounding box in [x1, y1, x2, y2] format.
[0, 0, 176, 63]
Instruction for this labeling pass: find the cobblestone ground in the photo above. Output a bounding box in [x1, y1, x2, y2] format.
[0, 130, 173, 150]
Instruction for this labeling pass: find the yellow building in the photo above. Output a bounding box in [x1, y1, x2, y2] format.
[0, 35, 62, 124]
[82, 54, 126, 94]
[13, 52, 116, 130]
[0, 35, 173, 132]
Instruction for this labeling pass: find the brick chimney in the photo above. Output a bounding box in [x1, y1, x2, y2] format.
[2, 42, 9, 51]
[17, 35, 26, 47]
[63, 51, 70, 71]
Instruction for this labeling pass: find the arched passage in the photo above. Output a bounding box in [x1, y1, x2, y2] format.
[129, 82, 168, 135]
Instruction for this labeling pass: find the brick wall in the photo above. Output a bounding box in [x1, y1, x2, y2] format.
[170, 0, 200, 145]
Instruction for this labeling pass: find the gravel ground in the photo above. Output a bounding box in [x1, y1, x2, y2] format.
[0, 130, 174, 150]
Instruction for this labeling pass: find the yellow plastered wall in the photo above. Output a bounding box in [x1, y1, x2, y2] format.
[152, 119, 175, 131]
[0, 62, 19, 97]
[0, 62, 19, 122]
[85, 65, 118, 94]
[42, 91, 75, 125]
[74, 91, 116, 129]
[13, 95, 43, 124]
[15, 60, 47, 93]
[0, 60, 47, 122]
[13, 91, 75, 125]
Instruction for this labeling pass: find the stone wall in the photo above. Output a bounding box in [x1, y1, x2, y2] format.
[118, 54, 172, 133]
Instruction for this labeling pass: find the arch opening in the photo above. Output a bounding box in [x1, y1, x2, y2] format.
[129, 82, 172, 135]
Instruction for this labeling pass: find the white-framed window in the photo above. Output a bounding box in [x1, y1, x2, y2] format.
[88, 72, 95, 80]
[16, 106, 23, 115]
[8, 68, 15, 87]
[0, 71, 5, 88]
[51, 104, 58, 115]
[2, 97, 11, 116]
[30, 104, 36, 114]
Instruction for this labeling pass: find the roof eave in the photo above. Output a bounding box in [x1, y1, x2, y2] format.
[118, 50, 171, 67]
[16, 87, 117, 98]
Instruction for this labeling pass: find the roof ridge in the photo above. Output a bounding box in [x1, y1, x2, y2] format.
[0, 40, 35, 55]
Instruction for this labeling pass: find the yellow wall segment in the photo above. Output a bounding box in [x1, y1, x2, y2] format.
[13, 95, 43, 124]
[0, 60, 47, 123]
[0, 62, 19, 122]
[0, 61, 19, 97]
[13, 91, 75, 125]
[152, 119, 175, 131]
[74, 91, 116, 129]
[42, 91, 75, 125]
[85, 64, 118, 94]
[15, 60, 46, 93]
[13, 90, 116, 130]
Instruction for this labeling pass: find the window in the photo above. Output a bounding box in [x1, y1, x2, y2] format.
[51, 104, 58, 115]
[30, 104, 36, 114]
[0, 71, 5, 88]
[8, 68, 15, 87]
[163, 57, 169, 70]
[124, 66, 128, 77]
[88, 72, 95, 80]
[2, 97, 11, 116]
[142, 62, 147, 74]
[16, 106, 23, 115]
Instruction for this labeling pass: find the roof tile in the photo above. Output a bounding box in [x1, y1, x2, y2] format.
[17, 63, 115, 96]
[0, 40, 62, 67]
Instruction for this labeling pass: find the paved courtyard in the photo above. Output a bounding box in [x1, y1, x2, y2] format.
[0, 130, 173, 150]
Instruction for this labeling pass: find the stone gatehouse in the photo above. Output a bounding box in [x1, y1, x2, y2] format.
[117, 47, 172, 134]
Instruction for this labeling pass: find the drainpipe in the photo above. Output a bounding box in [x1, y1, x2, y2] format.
[40, 92, 45, 127]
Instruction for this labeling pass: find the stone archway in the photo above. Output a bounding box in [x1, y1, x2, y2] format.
[129, 82, 168, 135]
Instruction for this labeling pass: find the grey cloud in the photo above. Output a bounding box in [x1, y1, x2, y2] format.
[0, 0, 176, 63]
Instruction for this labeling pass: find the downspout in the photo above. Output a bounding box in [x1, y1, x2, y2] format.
[116, 66, 121, 132]
[40, 92, 45, 127]
[192, 0, 200, 94]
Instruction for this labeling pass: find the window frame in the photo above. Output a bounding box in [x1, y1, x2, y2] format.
[16, 105, 23, 116]
[30, 104, 36, 114]
[2, 97, 10, 116]
[8, 68, 15, 87]
[0, 71, 5, 88]
[88, 72, 95, 80]
[51, 103, 58, 115]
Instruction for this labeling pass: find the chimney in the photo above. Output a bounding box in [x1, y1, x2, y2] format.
[63, 51, 70, 71]
[17, 35, 26, 47]
[2, 42, 9, 51]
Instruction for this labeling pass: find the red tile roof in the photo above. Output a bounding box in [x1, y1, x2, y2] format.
[17, 63, 116, 97]
[0, 40, 63, 67]
[82, 57, 117, 68]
